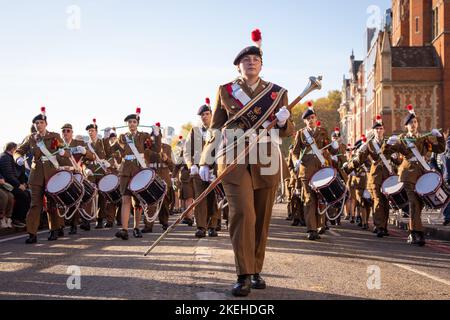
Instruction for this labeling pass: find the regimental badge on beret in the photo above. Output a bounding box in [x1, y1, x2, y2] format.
[32, 106, 47, 124]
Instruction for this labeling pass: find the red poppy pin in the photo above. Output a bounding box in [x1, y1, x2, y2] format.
[271, 92, 278, 100]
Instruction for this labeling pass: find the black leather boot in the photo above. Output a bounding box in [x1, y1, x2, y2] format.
[133, 228, 143, 238]
[25, 233, 37, 244]
[195, 228, 206, 238]
[69, 225, 77, 235]
[251, 274, 266, 290]
[48, 230, 58, 241]
[231, 275, 251, 297]
[208, 228, 218, 237]
[95, 218, 104, 229]
[58, 226, 65, 238]
[115, 229, 129, 240]
[416, 231, 426, 247]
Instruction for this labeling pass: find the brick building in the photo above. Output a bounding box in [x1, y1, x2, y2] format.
[340, 0, 449, 144]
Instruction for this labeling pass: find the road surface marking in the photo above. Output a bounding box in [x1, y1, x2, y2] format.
[393, 263, 450, 286]
[0, 291, 125, 300]
[0, 230, 49, 244]
[196, 291, 227, 300]
[328, 230, 341, 237]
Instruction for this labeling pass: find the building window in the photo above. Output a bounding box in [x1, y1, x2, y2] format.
[432, 7, 439, 39]
[415, 17, 420, 33]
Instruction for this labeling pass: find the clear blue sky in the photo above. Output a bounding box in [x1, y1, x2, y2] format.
[0, 0, 391, 146]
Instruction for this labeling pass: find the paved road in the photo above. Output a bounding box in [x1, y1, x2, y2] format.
[0, 204, 449, 300]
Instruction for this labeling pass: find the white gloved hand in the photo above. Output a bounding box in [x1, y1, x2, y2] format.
[199, 165, 210, 182]
[102, 160, 111, 169]
[295, 159, 302, 168]
[16, 157, 25, 167]
[342, 162, 349, 169]
[77, 146, 87, 155]
[58, 149, 66, 157]
[331, 155, 338, 162]
[190, 165, 199, 176]
[85, 169, 93, 177]
[153, 126, 160, 137]
[432, 129, 442, 138]
[387, 135, 399, 146]
[275, 107, 290, 128]
[331, 141, 339, 150]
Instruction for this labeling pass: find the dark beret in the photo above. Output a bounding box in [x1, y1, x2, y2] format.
[233, 46, 262, 66]
[124, 114, 140, 122]
[197, 105, 212, 116]
[32, 114, 47, 124]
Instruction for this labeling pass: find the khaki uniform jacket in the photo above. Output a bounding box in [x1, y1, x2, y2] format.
[382, 133, 445, 184]
[287, 151, 297, 188]
[15, 132, 70, 186]
[200, 78, 294, 189]
[157, 143, 175, 186]
[329, 142, 348, 183]
[292, 126, 331, 181]
[84, 138, 111, 176]
[350, 162, 369, 189]
[349, 139, 391, 187]
[59, 139, 95, 169]
[184, 126, 208, 169]
[111, 131, 161, 177]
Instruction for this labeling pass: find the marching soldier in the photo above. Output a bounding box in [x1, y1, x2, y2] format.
[84, 119, 116, 230]
[287, 145, 305, 226]
[328, 128, 348, 225]
[105, 130, 123, 226]
[142, 124, 173, 233]
[59, 123, 95, 235]
[111, 108, 162, 240]
[184, 99, 221, 238]
[292, 103, 331, 240]
[199, 29, 293, 297]
[346, 137, 371, 230]
[383, 105, 445, 246]
[344, 116, 391, 237]
[15, 107, 71, 243]
[173, 137, 195, 225]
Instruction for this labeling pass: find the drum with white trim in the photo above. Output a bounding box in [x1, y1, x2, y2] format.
[310, 167, 347, 207]
[98, 174, 122, 204]
[415, 171, 450, 209]
[129, 169, 167, 206]
[46, 170, 83, 207]
[381, 175, 408, 210]
[74, 173, 97, 203]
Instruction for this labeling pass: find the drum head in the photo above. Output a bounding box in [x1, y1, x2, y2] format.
[416, 172, 441, 195]
[99, 174, 119, 192]
[47, 171, 73, 193]
[310, 168, 336, 188]
[129, 169, 155, 192]
[381, 176, 403, 194]
[74, 174, 83, 183]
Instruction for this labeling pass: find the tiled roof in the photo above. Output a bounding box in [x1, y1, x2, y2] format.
[391, 46, 439, 68]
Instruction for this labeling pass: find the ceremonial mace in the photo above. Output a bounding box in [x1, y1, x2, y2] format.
[144, 76, 323, 256]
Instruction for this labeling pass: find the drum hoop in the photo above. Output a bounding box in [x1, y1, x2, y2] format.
[309, 167, 338, 190]
[99, 174, 120, 192]
[381, 175, 404, 196]
[415, 171, 443, 196]
[128, 169, 158, 193]
[45, 170, 76, 195]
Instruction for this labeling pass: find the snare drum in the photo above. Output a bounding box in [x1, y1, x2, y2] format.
[46, 170, 83, 208]
[74, 173, 97, 203]
[129, 169, 167, 206]
[415, 172, 450, 209]
[98, 174, 122, 204]
[310, 167, 347, 207]
[381, 175, 408, 210]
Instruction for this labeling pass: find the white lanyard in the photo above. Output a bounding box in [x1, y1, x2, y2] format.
[303, 129, 326, 166]
[125, 135, 147, 169]
[36, 140, 59, 169]
[372, 140, 393, 175]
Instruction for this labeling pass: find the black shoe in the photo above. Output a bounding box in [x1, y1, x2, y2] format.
[215, 225, 222, 232]
[376, 228, 385, 238]
[307, 231, 320, 241]
[291, 219, 300, 227]
[69, 225, 77, 235]
[330, 220, 336, 226]
[80, 222, 91, 231]
[231, 275, 251, 297]
[344, 216, 350, 221]
[443, 220, 450, 226]
[407, 231, 424, 246]
[350, 218, 355, 224]
[416, 231, 426, 247]
[95, 219, 104, 229]
[357, 222, 363, 228]
[373, 227, 378, 234]
[195, 229, 206, 238]
[133, 228, 143, 238]
[25, 234, 37, 244]
[318, 227, 326, 235]
[362, 224, 369, 230]
[48, 230, 58, 241]
[383, 229, 390, 237]
[141, 227, 153, 234]
[251, 274, 266, 290]
[58, 227, 65, 238]
[104, 222, 114, 229]
[116, 220, 122, 227]
[208, 228, 218, 237]
[187, 219, 194, 227]
[162, 224, 169, 231]
[356, 216, 362, 224]
[115, 229, 129, 240]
